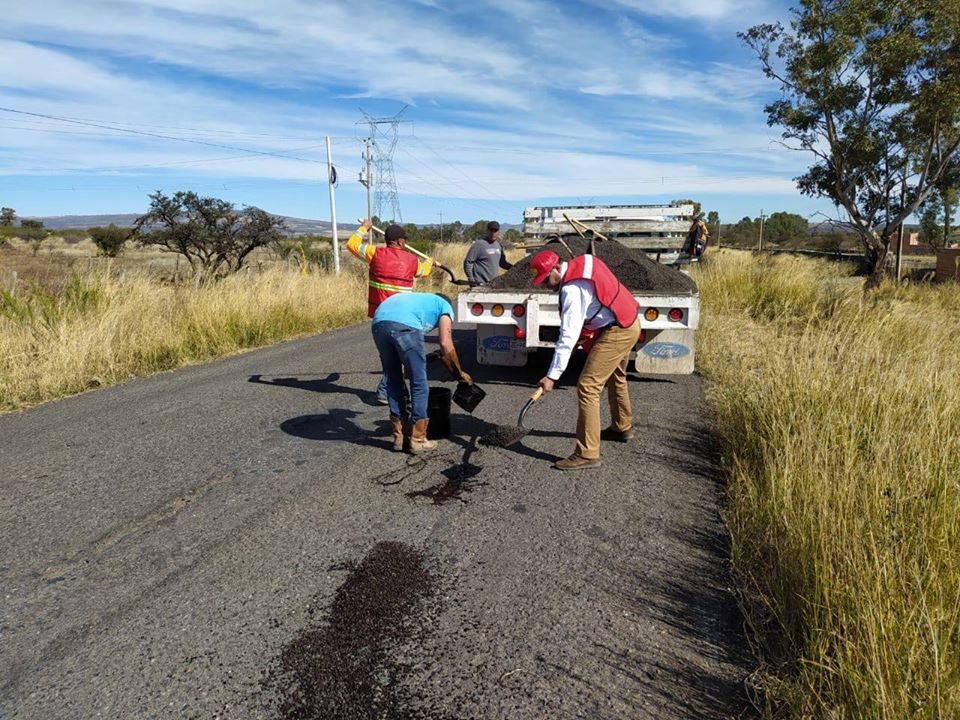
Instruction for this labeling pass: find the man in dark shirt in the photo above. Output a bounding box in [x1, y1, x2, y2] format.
[463, 221, 513, 286]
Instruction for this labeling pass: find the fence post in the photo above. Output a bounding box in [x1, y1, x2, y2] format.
[10, 270, 17, 296]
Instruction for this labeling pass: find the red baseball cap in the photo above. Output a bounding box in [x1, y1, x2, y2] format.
[529, 250, 560, 285]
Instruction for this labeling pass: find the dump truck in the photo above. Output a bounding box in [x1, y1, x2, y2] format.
[456, 204, 700, 375]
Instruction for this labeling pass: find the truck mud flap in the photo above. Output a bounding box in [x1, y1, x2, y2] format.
[476, 325, 528, 367]
[633, 328, 695, 375]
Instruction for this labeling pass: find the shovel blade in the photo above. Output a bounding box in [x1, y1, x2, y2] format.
[453, 381, 486, 413]
[479, 425, 528, 448]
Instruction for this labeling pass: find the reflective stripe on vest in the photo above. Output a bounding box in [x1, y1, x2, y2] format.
[562, 254, 639, 328]
[369, 280, 413, 293]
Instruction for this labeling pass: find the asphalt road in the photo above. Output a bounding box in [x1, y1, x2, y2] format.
[0, 323, 753, 719]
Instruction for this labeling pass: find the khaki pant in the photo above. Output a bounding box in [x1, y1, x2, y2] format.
[575, 319, 640, 459]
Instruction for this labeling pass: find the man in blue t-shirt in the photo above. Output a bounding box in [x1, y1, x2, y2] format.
[372, 292, 470, 453]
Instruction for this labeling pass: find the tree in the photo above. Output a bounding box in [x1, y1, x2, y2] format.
[672, 198, 703, 220]
[0, 207, 15, 227]
[740, 0, 960, 287]
[942, 185, 959, 246]
[89, 224, 129, 257]
[727, 216, 758, 245]
[20, 219, 44, 230]
[133, 191, 286, 280]
[932, 165, 960, 247]
[463, 219, 491, 242]
[764, 212, 809, 244]
[919, 193, 945, 249]
[706, 211, 720, 243]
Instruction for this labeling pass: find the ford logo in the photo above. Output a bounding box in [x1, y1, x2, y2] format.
[642, 342, 690, 359]
[482, 336, 513, 352]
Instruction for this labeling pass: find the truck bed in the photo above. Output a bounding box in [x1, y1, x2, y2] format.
[484, 235, 699, 296]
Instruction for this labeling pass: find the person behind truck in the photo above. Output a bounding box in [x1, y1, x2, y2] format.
[528, 250, 640, 471]
[372, 292, 470, 454]
[686, 216, 709, 259]
[463, 221, 513, 286]
[347, 219, 433, 404]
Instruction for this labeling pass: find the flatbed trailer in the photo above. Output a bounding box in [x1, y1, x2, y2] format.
[457, 203, 700, 374]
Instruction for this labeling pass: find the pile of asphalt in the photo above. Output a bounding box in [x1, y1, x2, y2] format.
[486, 235, 698, 293]
[263, 541, 440, 719]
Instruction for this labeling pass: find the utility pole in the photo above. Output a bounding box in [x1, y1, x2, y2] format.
[758, 209, 766, 252]
[716, 217, 721, 250]
[896, 176, 906, 281]
[358, 138, 373, 221]
[325, 136, 340, 274]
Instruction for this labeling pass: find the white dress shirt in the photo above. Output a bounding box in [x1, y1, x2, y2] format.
[547, 262, 616, 380]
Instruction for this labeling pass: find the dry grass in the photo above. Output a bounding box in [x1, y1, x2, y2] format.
[692, 251, 960, 718]
[0, 242, 484, 413]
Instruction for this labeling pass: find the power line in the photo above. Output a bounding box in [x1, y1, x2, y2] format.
[395, 144, 517, 218]
[1, 110, 351, 143]
[9, 144, 331, 176]
[410, 135, 518, 214]
[0, 106, 331, 165]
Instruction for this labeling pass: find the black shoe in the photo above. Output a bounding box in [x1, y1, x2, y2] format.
[600, 426, 634, 442]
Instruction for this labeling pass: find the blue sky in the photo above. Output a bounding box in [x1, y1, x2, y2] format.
[1, 0, 842, 225]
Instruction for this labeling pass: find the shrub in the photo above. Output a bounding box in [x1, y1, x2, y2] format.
[89, 224, 129, 257]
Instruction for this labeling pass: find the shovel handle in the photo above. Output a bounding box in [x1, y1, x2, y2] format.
[359, 219, 441, 266]
[530, 387, 544, 402]
[564, 214, 609, 242]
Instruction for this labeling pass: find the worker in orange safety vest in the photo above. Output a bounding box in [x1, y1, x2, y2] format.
[347, 219, 433, 403]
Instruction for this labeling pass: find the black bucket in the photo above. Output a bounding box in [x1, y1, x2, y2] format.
[427, 387, 452, 439]
[453, 381, 486, 413]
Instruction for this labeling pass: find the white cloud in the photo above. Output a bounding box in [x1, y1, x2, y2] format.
[604, 0, 770, 21]
[0, 1, 814, 217]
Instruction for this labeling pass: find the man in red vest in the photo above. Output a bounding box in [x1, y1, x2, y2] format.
[348, 219, 433, 403]
[530, 250, 641, 470]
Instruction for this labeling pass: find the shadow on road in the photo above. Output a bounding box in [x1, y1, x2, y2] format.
[279, 410, 394, 451]
[249, 372, 382, 406]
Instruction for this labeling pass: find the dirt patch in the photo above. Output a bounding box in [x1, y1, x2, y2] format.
[485, 236, 697, 294]
[261, 541, 443, 719]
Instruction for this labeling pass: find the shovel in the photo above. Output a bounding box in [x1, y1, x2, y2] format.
[479, 387, 544, 447]
[563, 213, 608, 256]
[363, 221, 471, 285]
[453, 381, 486, 413]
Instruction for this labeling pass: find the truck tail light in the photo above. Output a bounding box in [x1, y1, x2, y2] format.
[470, 303, 483, 316]
[491, 304, 505, 317]
[644, 308, 659, 322]
[668, 308, 683, 322]
[638, 329, 647, 344]
[514, 327, 526, 340]
[512, 304, 525, 317]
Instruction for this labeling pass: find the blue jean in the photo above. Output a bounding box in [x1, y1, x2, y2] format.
[376, 373, 388, 399]
[371, 321, 428, 422]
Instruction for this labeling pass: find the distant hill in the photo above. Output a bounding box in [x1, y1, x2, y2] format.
[34, 213, 357, 235]
[35, 214, 518, 235]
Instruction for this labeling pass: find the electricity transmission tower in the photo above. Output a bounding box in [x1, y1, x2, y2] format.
[358, 107, 408, 223]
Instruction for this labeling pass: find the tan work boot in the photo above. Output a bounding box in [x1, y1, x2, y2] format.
[409, 419, 438, 454]
[553, 454, 601, 471]
[600, 426, 634, 443]
[390, 416, 406, 452]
